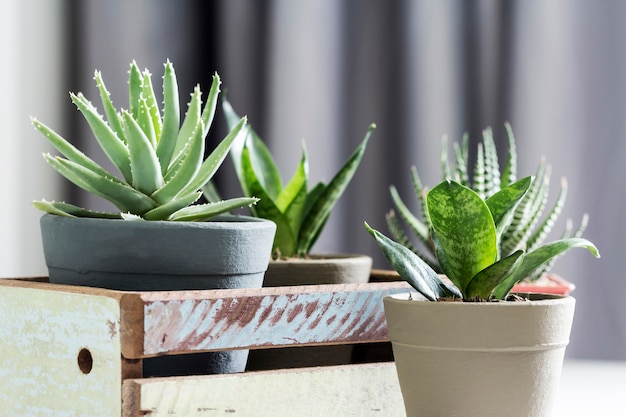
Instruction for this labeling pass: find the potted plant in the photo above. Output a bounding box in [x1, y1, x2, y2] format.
[219, 98, 376, 287]
[31, 60, 276, 376]
[386, 123, 585, 294]
[365, 176, 600, 417]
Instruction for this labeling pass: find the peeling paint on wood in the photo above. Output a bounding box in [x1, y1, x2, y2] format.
[141, 282, 411, 356]
[0, 283, 123, 417]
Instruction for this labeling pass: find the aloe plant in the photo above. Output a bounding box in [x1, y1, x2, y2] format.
[31, 60, 257, 221]
[221, 98, 375, 258]
[386, 123, 589, 280]
[366, 178, 600, 301]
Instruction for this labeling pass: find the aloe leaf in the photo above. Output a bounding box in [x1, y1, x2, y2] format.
[241, 145, 297, 256]
[137, 97, 157, 148]
[122, 110, 164, 195]
[492, 237, 600, 299]
[297, 124, 375, 255]
[389, 185, 430, 244]
[465, 250, 524, 300]
[200, 73, 221, 138]
[71, 92, 132, 183]
[170, 197, 259, 222]
[32, 200, 121, 219]
[156, 60, 180, 173]
[94, 70, 126, 144]
[501, 122, 517, 188]
[143, 192, 201, 220]
[427, 180, 498, 293]
[128, 61, 143, 120]
[171, 85, 202, 163]
[179, 117, 247, 196]
[31, 118, 123, 183]
[141, 69, 162, 140]
[485, 176, 532, 241]
[152, 121, 204, 204]
[223, 98, 283, 199]
[43, 154, 156, 214]
[364, 222, 461, 301]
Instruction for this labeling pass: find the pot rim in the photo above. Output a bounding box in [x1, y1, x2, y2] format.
[386, 291, 574, 307]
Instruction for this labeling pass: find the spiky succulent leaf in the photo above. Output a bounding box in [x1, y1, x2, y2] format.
[141, 69, 162, 141]
[200, 73, 221, 138]
[128, 61, 143, 120]
[389, 185, 431, 246]
[179, 117, 247, 196]
[32, 200, 122, 219]
[170, 197, 259, 222]
[501, 122, 517, 188]
[94, 70, 126, 144]
[43, 154, 156, 214]
[526, 177, 567, 252]
[427, 180, 498, 295]
[142, 192, 201, 220]
[122, 110, 163, 195]
[70, 92, 132, 183]
[156, 60, 180, 172]
[481, 127, 501, 197]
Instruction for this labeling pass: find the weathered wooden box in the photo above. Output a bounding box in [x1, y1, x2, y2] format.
[0, 271, 410, 416]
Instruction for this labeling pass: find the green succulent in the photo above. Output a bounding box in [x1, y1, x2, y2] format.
[220, 98, 375, 258]
[365, 178, 600, 301]
[386, 123, 589, 281]
[31, 60, 257, 221]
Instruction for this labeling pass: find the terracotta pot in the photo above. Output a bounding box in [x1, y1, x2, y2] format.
[39, 213, 276, 376]
[246, 253, 373, 371]
[513, 273, 575, 295]
[384, 292, 575, 417]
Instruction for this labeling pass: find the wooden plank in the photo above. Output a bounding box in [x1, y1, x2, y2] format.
[0, 278, 146, 361]
[0, 283, 125, 417]
[140, 281, 412, 357]
[122, 362, 405, 417]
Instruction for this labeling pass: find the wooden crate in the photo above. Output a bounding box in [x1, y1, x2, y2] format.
[0, 271, 410, 416]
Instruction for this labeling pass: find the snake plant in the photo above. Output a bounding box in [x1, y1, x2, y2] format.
[365, 178, 600, 301]
[221, 98, 375, 258]
[386, 123, 589, 280]
[31, 60, 257, 221]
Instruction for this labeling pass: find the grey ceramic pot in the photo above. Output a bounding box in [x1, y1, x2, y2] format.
[39, 213, 276, 376]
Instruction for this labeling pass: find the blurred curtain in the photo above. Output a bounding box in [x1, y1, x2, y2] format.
[69, 0, 625, 359]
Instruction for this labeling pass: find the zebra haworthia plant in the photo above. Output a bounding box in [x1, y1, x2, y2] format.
[386, 123, 589, 281]
[220, 98, 375, 258]
[365, 178, 600, 302]
[31, 60, 257, 221]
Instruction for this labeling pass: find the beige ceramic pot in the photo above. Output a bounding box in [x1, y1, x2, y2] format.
[384, 292, 575, 417]
[246, 253, 373, 371]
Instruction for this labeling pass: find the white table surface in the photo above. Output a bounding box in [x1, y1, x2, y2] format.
[554, 360, 626, 416]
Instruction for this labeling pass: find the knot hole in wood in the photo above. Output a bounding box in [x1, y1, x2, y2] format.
[77, 347, 93, 374]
